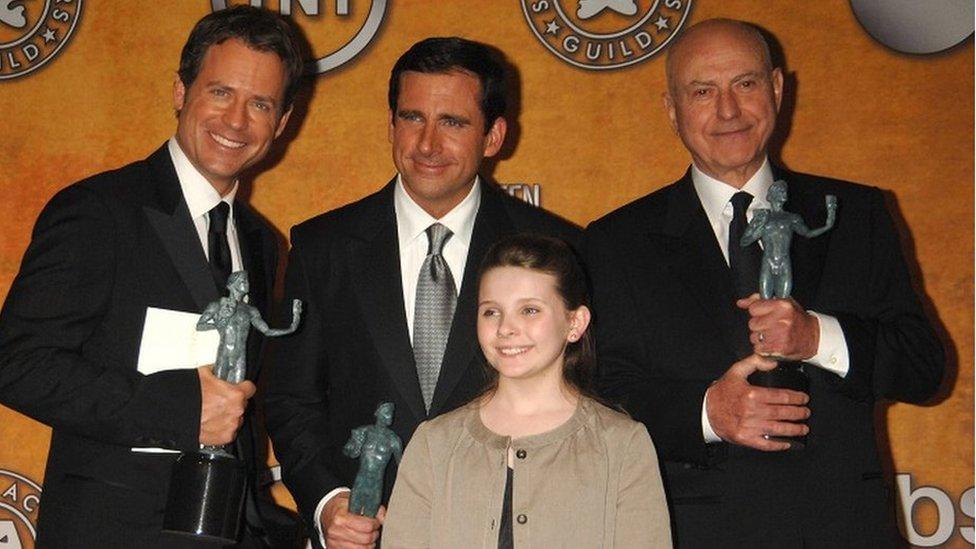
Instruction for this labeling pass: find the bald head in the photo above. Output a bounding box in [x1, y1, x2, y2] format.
[666, 19, 773, 95]
[661, 17, 783, 187]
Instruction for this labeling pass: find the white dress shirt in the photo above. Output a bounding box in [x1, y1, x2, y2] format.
[692, 159, 849, 443]
[167, 137, 243, 272]
[395, 174, 480, 342]
[314, 175, 482, 546]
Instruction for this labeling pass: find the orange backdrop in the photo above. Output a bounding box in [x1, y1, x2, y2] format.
[0, 1, 971, 547]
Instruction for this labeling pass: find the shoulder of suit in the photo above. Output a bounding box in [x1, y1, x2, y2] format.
[43, 156, 155, 216]
[291, 185, 390, 239]
[586, 179, 678, 232]
[781, 169, 882, 200]
[489, 184, 581, 238]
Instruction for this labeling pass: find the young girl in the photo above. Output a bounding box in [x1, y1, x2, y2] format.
[383, 234, 671, 548]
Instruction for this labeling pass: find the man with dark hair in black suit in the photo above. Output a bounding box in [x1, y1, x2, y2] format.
[584, 18, 943, 547]
[264, 37, 579, 549]
[0, 6, 304, 547]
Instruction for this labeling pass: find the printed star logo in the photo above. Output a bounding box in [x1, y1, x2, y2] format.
[520, 0, 692, 71]
[1, 0, 84, 80]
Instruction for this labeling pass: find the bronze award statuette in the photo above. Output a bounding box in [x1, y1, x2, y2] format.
[344, 402, 403, 518]
[163, 271, 302, 543]
[740, 181, 837, 450]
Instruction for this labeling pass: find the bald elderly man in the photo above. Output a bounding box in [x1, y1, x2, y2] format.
[584, 18, 943, 547]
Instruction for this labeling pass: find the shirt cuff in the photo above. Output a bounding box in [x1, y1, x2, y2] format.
[806, 311, 849, 377]
[702, 388, 722, 443]
[314, 487, 351, 548]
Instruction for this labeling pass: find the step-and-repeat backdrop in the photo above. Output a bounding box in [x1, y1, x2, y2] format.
[1, 1, 972, 547]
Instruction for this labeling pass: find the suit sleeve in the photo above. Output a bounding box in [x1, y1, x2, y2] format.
[827, 189, 944, 403]
[583, 223, 715, 465]
[264, 227, 345, 530]
[0, 186, 201, 450]
[382, 421, 433, 549]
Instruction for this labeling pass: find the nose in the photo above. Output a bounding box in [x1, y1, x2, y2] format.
[496, 314, 518, 338]
[716, 90, 741, 120]
[417, 122, 439, 156]
[223, 99, 248, 130]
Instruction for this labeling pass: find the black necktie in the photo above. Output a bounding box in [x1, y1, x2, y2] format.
[207, 202, 232, 292]
[728, 192, 761, 298]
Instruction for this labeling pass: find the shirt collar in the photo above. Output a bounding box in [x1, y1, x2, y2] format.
[394, 174, 481, 250]
[167, 137, 239, 221]
[691, 157, 774, 219]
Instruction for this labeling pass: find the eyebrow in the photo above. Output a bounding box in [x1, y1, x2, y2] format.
[687, 71, 766, 87]
[396, 109, 472, 126]
[396, 109, 422, 119]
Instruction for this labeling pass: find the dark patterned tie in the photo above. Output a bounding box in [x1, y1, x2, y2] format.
[413, 223, 457, 412]
[208, 202, 232, 292]
[729, 191, 762, 299]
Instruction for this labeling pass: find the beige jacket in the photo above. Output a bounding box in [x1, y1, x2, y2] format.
[383, 397, 672, 548]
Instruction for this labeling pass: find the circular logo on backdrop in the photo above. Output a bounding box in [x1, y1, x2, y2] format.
[0, 0, 83, 81]
[0, 469, 42, 548]
[520, 0, 692, 70]
[212, 0, 387, 75]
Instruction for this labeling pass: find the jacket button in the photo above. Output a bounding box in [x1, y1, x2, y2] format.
[515, 449, 527, 459]
[516, 514, 527, 524]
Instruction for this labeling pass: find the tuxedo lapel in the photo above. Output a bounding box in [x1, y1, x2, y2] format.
[236, 203, 275, 382]
[142, 146, 219, 311]
[236, 204, 271, 320]
[658, 174, 750, 359]
[776, 168, 831, 309]
[349, 183, 427, 423]
[429, 184, 515, 414]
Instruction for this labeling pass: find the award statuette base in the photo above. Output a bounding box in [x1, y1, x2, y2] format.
[162, 450, 245, 544]
[747, 361, 809, 450]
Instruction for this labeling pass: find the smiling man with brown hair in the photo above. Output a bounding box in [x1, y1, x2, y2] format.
[0, 6, 304, 547]
[264, 36, 579, 549]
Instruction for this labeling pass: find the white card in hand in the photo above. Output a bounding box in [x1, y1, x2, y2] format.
[137, 306, 219, 375]
[133, 306, 219, 453]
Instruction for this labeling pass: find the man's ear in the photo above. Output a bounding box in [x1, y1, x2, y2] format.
[274, 107, 293, 139]
[663, 92, 679, 135]
[482, 117, 508, 158]
[771, 67, 784, 113]
[173, 78, 187, 112]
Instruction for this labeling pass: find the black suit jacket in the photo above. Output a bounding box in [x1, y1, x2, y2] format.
[0, 145, 291, 548]
[583, 167, 943, 547]
[264, 179, 580, 537]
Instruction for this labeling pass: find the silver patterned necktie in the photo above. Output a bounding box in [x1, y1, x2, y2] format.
[413, 223, 457, 412]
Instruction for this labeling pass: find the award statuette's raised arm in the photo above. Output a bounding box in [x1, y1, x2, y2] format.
[794, 195, 837, 238]
[251, 299, 302, 337]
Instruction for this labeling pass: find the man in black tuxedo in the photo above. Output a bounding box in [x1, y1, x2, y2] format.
[0, 7, 304, 548]
[264, 37, 579, 549]
[584, 19, 944, 547]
